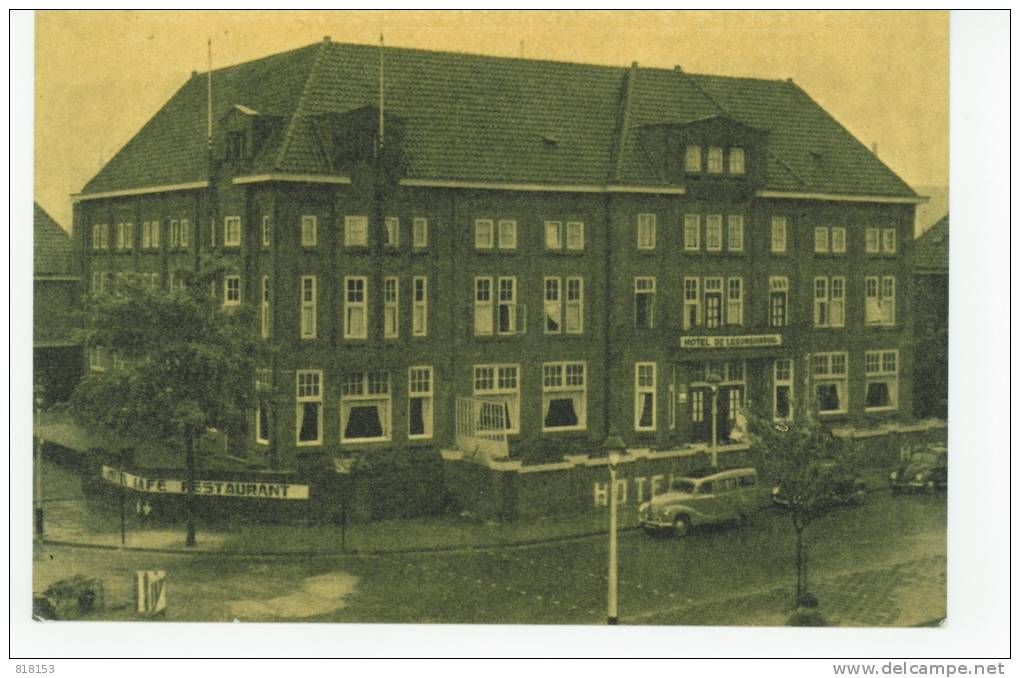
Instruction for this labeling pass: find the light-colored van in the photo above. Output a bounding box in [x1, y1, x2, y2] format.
[638, 467, 766, 537]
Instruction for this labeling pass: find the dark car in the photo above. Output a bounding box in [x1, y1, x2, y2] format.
[890, 446, 948, 493]
[771, 463, 867, 509]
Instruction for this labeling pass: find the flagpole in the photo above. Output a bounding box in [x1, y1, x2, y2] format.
[378, 32, 385, 151]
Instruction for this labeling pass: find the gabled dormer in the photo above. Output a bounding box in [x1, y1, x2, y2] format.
[216, 104, 283, 167]
[311, 106, 407, 182]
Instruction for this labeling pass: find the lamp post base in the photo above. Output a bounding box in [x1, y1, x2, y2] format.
[607, 616, 618, 625]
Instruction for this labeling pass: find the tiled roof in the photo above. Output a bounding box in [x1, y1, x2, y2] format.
[82, 40, 916, 198]
[34, 202, 77, 275]
[914, 213, 948, 273]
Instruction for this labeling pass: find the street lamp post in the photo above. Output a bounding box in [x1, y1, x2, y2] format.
[707, 372, 722, 468]
[34, 385, 45, 539]
[604, 433, 627, 626]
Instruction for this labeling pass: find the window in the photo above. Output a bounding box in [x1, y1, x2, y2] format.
[544, 278, 561, 334]
[260, 276, 270, 339]
[497, 277, 521, 334]
[227, 131, 246, 160]
[814, 276, 845, 327]
[384, 277, 399, 338]
[832, 227, 846, 253]
[169, 220, 179, 248]
[704, 277, 724, 328]
[707, 146, 724, 174]
[683, 277, 700, 330]
[774, 359, 794, 421]
[255, 368, 272, 445]
[565, 277, 583, 334]
[727, 215, 744, 251]
[813, 353, 848, 414]
[637, 213, 656, 249]
[142, 221, 160, 249]
[769, 276, 789, 327]
[345, 216, 369, 247]
[408, 367, 434, 439]
[300, 276, 316, 339]
[88, 346, 107, 372]
[179, 218, 189, 248]
[412, 217, 428, 249]
[865, 350, 899, 411]
[498, 219, 517, 250]
[683, 214, 700, 251]
[385, 216, 399, 247]
[706, 215, 723, 251]
[341, 371, 391, 443]
[566, 221, 585, 250]
[729, 147, 746, 174]
[882, 228, 897, 254]
[344, 276, 367, 339]
[545, 221, 562, 250]
[116, 222, 134, 251]
[296, 370, 322, 445]
[635, 277, 655, 329]
[474, 277, 493, 335]
[473, 364, 520, 434]
[865, 227, 880, 253]
[814, 227, 830, 253]
[475, 219, 494, 249]
[726, 277, 743, 326]
[223, 275, 241, 306]
[542, 362, 587, 431]
[635, 362, 656, 431]
[771, 217, 788, 253]
[865, 276, 896, 325]
[684, 145, 701, 172]
[92, 224, 109, 250]
[223, 216, 241, 247]
[262, 216, 271, 247]
[210, 217, 216, 247]
[412, 277, 428, 337]
[301, 215, 317, 247]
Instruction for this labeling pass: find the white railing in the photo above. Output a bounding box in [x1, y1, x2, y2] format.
[455, 396, 509, 462]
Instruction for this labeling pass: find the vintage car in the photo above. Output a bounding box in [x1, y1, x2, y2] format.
[638, 468, 765, 537]
[890, 446, 948, 493]
[770, 463, 868, 509]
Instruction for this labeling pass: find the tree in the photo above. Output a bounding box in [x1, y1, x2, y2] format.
[70, 259, 262, 545]
[748, 412, 859, 609]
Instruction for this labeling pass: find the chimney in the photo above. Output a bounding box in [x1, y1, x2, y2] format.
[871, 143, 879, 156]
[323, 35, 331, 43]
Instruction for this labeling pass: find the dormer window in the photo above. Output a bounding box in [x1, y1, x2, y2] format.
[684, 145, 701, 173]
[707, 147, 724, 174]
[226, 131, 247, 160]
[729, 148, 746, 175]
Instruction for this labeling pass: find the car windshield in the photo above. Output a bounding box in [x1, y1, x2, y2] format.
[670, 479, 698, 494]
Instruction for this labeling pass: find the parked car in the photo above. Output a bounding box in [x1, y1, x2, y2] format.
[638, 467, 766, 537]
[890, 446, 948, 493]
[771, 463, 868, 509]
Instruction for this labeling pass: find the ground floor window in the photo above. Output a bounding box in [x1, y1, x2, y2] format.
[634, 362, 656, 431]
[542, 362, 586, 431]
[408, 366, 434, 439]
[473, 364, 520, 434]
[341, 371, 391, 443]
[812, 352, 848, 414]
[256, 401, 270, 444]
[687, 361, 746, 443]
[865, 350, 899, 411]
[295, 370, 322, 445]
[773, 358, 794, 421]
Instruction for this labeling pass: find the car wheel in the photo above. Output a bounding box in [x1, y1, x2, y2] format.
[673, 515, 691, 538]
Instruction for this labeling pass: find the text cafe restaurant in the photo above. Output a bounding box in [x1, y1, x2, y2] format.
[670, 333, 792, 445]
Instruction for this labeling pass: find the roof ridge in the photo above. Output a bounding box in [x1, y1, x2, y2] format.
[272, 41, 331, 171]
[609, 63, 638, 183]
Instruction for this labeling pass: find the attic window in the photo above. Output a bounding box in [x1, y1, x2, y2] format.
[227, 131, 247, 160]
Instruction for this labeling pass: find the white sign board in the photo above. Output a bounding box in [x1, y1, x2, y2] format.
[680, 334, 782, 349]
[102, 466, 310, 500]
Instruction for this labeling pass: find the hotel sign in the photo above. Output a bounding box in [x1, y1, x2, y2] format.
[101, 465, 310, 500]
[680, 334, 783, 349]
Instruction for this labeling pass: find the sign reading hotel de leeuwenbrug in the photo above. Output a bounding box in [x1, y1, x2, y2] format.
[100, 466, 310, 500]
[680, 334, 783, 349]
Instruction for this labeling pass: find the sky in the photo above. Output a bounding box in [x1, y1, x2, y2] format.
[34, 9, 949, 231]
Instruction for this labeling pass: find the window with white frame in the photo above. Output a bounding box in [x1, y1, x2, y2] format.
[683, 214, 700, 251]
[116, 222, 134, 250]
[542, 362, 587, 431]
[727, 215, 744, 251]
[814, 226, 830, 253]
[544, 277, 562, 333]
[832, 227, 846, 253]
[637, 213, 656, 249]
[498, 219, 517, 250]
[385, 216, 399, 247]
[683, 277, 700, 330]
[706, 215, 723, 251]
[384, 276, 399, 338]
[565, 277, 583, 334]
[88, 346, 106, 372]
[224, 275, 241, 306]
[341, 371, 391, 443]
[345, 216, 369, 247]
[635, 362, 656, 431]
[300, 275, 316, 339]
[566, 221, 585, 250]
[814, 276, 845, 327]
[474, 277, 493, 335]
[473, 364, 520, 433]
[260, 276, 270, 339]
[301, 215, 317, 247]
[412, 276, 427, 336]
[408, 366, 434, 439]
[148, 273, 160, 290]
[769, 276, 789, 327]
[635, 277, 655, 329]
[726, 277, 744, 326]
[92, 224, 109, 250]
[344, 276, 367, 339]
[545, 221, 562, 250]
[812, 353, 848, 414]
[774, 359, 794, 421]
[210, 217, 217, 247]
[474, 219, 494, 249]
[223, 216, 241, 247]
[704, 277, 724, 328]
[497, 277, 520, 334]
[865, 275, 896, 325]
[707, 146, 724, 173]
[729, 147, 746, 174]
[865, 227, 880, 253]
[882, 228, 897, 254]
[169, 220, 180, 248]
[771, 216, 788, 253]
[685, 145, 701, 172]
[255, 368, 272, 445]
[142, 221, 160, 249]
[412, 217, 428, 249]
[262, 216, 271, 248]
[865, 350, 899, 411]
[296, 370, 322, 445]
[179, 218, 189, 248]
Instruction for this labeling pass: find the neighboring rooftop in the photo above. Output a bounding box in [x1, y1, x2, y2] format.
[34, 202, 77, 276]
[83, 40, 917, 198]
[913, 213, 948, 273]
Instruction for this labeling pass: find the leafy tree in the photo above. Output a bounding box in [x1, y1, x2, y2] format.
[70, 259, 261, 545]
